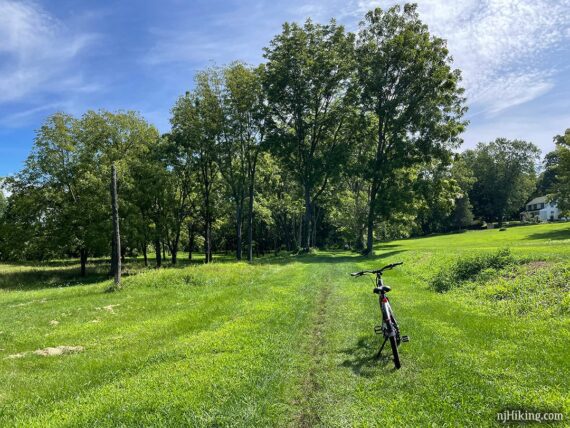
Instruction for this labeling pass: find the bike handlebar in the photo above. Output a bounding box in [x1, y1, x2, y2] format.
[350, 262, 403, 277]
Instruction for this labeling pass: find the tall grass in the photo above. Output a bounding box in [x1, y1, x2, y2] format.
[430, 248, 516, 292]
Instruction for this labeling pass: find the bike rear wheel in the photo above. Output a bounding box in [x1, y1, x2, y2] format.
[390, 336, 401, 369]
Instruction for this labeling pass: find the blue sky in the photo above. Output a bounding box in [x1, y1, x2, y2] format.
[1, 0, 569, 176]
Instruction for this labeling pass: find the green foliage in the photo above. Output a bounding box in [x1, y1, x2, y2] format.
[355, 4, 467, 252]
[551, 129, 570, 213]
[263, 19, 356, 249]
[464, 138, 540, 222]
[430, 248, 516, 292]
[1, 111, 158, 270]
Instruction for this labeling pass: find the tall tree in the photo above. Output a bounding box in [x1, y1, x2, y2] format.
[160, 133, 198, 265]
[1, 113, 110, 274]
[77, 110, 159, 274]
[263, 19, 356, 250]
[464, 138, 540, 223]
[551, 129, 570, 213]
[111, 163, 121, 288]
[171, 70, 224, 263]
[356, 4, 467, 253]
[219, 62, 267, 261]
[449, 156, 475, 230]
[535, 150, 559, 197]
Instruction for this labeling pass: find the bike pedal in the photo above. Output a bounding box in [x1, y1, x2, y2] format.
[401, 335, 410, 342]
[374, 326, 383, 335]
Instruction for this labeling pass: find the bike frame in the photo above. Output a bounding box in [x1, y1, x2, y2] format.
[376, 273, 399, 340]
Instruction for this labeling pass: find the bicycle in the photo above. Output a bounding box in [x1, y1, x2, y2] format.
[351, 262, 409, 369]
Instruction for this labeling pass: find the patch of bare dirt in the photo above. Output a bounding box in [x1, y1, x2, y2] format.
[5, 352, 27, 359]
[96, 304, 120, 313]
[33, 346, 84, 356]
[525, 261, 552, 273]
[9, 298, 48, 308]
[5, 345, 84, 359]
[49, 320, 59, 326]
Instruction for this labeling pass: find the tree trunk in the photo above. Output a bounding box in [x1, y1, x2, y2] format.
[162, 244, 166, 261]
[154, 238, 162, 268]
[111, 163, 121, 287]
[188, 224, 195, 261]
[303, 184, 312, 251]
[171, 241, 178, 265]
[236, 202, 243, 261]
[142, 244, 148, 267]
[205, 221, 212, 264]
[171, 227, 181, 265]
[312, 205, 318, 248]
[298, 214, 302, 250]
[366, 186, 378, 255]
[247, 180, 254, 262]
[80, 248, 87, 277]
[110, 233, 116, 276]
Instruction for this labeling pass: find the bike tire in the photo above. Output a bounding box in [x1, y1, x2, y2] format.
[390, 336, 401, 369]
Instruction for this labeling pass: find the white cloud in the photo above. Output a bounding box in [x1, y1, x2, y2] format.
[462, 110, 570, 152]
[349, 0, 570, 114]
[0, 0, 97, 103]
[0, 102, 68, 127]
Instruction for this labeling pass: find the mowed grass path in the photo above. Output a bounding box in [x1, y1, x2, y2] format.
[1, 223, 569, 426]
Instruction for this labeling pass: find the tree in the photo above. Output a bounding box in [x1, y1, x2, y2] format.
[449, 156, 475, 230]
[111, 163, 121, 288]
[464, 138, 540, 223]
[171, 70, 224, 263]
[160, 133, 198, 265]
[356, 4, 467, 253]
[219, 62, 267, 261]
[535, 150, 559, 197]
[0, 183, 6, 219]
[551, 129, 570, 213]
[263, 19, 356, 250]
[1, 113, 110, 274]
[414, 161, 462, 235]
[78, 110, 159, 274]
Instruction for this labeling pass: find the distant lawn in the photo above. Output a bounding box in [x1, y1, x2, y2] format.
[1, 222, 569, 426]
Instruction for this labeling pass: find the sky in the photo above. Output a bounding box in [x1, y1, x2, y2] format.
[1, 0, 569, 176]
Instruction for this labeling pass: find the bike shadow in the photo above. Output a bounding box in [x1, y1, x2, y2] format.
[339, 336, 398, 377]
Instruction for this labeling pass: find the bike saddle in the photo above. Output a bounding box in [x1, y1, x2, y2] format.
[373, 285, 391, 294]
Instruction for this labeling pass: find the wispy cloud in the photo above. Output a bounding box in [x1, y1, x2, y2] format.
[349, 0, 570, 114]
[0, 0, 98, 103]
[143, 0, 570, 116]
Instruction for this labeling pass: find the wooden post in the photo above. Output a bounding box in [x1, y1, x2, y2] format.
[111, 163, 121, 287]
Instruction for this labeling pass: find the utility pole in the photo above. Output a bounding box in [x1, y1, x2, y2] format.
[111, 163, 121, 288]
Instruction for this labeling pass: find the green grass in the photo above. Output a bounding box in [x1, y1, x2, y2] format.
[1, 223, 569, 426]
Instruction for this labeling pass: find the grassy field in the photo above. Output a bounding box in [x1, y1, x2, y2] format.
[1, 223, 569, 426]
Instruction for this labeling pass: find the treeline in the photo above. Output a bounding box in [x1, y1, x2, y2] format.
[0, 4, 568, 275]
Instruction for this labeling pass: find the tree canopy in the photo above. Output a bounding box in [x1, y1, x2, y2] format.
[0, 4, 560, 273]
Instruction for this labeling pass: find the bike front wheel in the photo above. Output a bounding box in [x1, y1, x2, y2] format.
[389, 336, 401, 369]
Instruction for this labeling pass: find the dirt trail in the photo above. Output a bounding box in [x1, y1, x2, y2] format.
[295, 276, 333, 427]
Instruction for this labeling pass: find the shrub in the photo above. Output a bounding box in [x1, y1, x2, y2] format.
[430, 248, 515, 292]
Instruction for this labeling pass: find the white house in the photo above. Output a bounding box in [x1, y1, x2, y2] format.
[522, 196, 562, 221]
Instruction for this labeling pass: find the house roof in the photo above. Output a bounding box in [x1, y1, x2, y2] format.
[527, 196, 548, 205]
